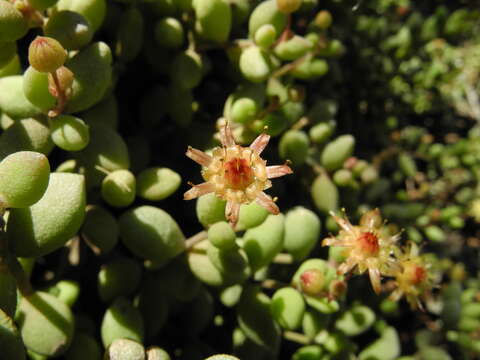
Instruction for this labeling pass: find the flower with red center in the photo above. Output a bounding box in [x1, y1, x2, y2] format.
[322, 209, 400, 294]
[358, 232, 380, 256]
[390, 243, 435, 310]
[184, 122, 293, 227]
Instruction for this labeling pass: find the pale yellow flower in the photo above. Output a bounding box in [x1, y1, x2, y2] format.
[184, 122, 292, 227]
[322, 209, 400, 294]
[389, 243, 434, 310]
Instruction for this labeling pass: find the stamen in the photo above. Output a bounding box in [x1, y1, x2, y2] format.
[358, 232, 380, 256]
[223, 158, 254, 190]
[220, 121, 235, 147]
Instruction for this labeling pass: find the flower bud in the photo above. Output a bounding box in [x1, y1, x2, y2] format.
[288, 85, 306, 103]
[276, 0, 302, 14]
[28, 36, 67, 73]
[328, 279, 347, 298]
[48, 66, 74, 98]
[300, 269, 325, 296]
[315, 10, 332, 29]
[359, 208, 382, 229]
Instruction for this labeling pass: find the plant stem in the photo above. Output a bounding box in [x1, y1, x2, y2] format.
[261, 278, 288, 290]
[6, 254, 33, 296]
[0, 228, 33, 296]
[185, 230, 208, 250]
[273, 253, 294, 264]
[271, 53, 310, 78]
[283, 331, 312, 345]
[48, 70, 67, 118]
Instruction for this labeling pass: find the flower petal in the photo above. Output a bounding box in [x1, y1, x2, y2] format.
[329, 211, 355, 233]
[186, 146, 213, 167]
[183, 182, 215, 200]
[250, 133, 270, 155]
[338, 258, 356, 275]
[389, 288, 403, 302]
[322, 237, 337, 246]
[255, 191, 279, 214]
[220, 122, 235, 147]
[226, 200, 240, 227]
[322, 237, 350, 247]
[266, 164, 293, 179]
[359, 208, 381, 229]
[368, 267, 382, 294]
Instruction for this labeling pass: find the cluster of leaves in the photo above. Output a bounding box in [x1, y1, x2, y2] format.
[0, 0, 479, 359]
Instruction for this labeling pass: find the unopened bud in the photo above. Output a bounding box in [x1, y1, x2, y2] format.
[288, 85, 306, 103]
[28, 36, 67, 73]
[329, 279, 347, 298]
[276, 0, 302, 14]
[300, 269, 325, 296]
[48, 66, 74, 98]
[359, 208, 382, 229]
[315, 10, 332, 29]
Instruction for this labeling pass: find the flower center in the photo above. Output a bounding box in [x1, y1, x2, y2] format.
[405, 263, 426, 285]
[358, 232, 380, 256]
[223, 157, 254, 190]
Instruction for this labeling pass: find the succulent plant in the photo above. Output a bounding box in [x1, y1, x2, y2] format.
[0, 0, 479, 359]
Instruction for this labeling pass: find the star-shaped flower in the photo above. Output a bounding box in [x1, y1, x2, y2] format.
[322, 209, 400, 294]
[184, 122, 293, 227]
[389, 243, 435, 310]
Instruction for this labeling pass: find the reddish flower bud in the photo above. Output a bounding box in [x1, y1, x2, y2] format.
[300, 269, 325, 296]
[28, 36, 67, 73]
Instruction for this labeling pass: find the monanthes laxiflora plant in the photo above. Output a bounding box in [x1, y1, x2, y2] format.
[184, 121, 293, 227]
